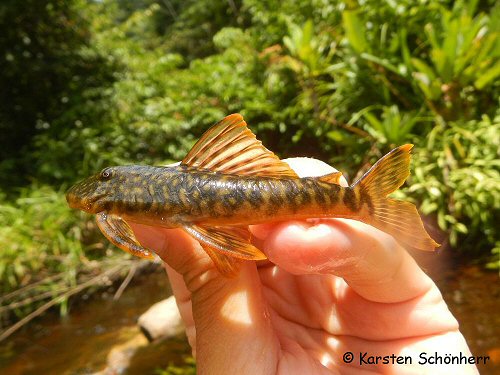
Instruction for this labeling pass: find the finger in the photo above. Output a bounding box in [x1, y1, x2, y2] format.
[129, 223, 280, 373]
[252, 218, 433, 304]
[163, 264, 197, 354]
[128, 223, 207, 276]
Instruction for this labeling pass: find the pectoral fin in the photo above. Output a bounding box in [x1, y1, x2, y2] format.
[183, 224, 266, 262]
[96, 212, 154, 259]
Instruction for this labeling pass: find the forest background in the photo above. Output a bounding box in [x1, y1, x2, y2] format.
[0, 0, 498, 323]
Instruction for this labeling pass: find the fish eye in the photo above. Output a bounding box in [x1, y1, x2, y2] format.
[100, 168, 113, 180]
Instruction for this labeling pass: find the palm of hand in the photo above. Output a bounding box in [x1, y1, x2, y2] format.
[256, 267, 443, 374]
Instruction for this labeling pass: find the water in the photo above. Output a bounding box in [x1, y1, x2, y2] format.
[413, 248, 500, 375]
[0, 267, 191, 374]
[0, 250, 498, 374]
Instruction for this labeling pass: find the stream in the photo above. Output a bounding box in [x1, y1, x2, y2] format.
[0, 248, 498, 374]
[0, 266, 191, 374]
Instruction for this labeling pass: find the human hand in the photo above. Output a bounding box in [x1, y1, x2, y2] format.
[130, 158, 477, 374]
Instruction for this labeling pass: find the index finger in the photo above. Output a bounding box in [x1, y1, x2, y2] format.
[251, 219, 434, 303]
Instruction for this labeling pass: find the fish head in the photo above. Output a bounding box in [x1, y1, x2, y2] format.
[66, 166, 123, 213]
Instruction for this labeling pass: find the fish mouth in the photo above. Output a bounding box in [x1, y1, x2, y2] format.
[66, 191, 107, 213]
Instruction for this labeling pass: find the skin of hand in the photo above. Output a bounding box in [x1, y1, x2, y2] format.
[129, 158, 478, 375]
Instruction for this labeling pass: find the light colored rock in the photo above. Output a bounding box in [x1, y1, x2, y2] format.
[138, 296, 184, 342]
[92, 328, 148, 375]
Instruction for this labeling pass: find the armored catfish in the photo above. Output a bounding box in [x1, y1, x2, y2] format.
[66, 114, 439, 276]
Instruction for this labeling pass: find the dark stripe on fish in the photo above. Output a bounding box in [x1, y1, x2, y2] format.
[343, 187, 359, 212]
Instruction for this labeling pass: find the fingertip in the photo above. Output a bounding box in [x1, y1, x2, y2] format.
[262, 220, 355, 275]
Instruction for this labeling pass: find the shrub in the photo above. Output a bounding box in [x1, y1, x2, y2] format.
[407, 115, 500, 257]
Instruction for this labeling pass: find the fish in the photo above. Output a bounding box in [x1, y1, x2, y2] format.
[66, 114, 439, 276]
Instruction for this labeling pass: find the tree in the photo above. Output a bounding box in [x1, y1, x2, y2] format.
[0, 0, 113, 186]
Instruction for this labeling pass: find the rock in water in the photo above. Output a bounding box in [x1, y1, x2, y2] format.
[138, 296, 184, 341]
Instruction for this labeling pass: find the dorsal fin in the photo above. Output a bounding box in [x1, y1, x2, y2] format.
[318, 171, 343, 185]
[182, 114, 298, 178]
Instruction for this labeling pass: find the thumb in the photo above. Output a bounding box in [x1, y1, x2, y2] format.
[129, 223, 279, 373]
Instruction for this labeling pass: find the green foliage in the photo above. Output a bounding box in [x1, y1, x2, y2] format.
[407, 115, 500, 254]
[160, 0, 246, 61]
[0, 185, 95, 295]
[356, 105, 431, 147]
[409, 2, 500, 119]
[156, 356, 196, 375]
[0, 0, 115, 186]
[337, 0, 499, 121]
[31, 2, 271, 183]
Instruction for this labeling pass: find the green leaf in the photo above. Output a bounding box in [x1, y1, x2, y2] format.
[342, 9, 368, 53]
[475, 62, 500, 89]
[360, 53, 403, 76]
[411, 58, 436, 79]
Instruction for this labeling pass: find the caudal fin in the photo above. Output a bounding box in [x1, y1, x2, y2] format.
[353, 145, 439, 251]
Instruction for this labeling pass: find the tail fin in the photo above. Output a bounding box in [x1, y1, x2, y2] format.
[353, 144, 439, 251]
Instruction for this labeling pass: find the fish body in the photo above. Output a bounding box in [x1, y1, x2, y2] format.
[68, 165, 357, 226]
[67, 114, 439, 276]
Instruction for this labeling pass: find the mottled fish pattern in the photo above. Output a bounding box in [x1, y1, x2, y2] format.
[67, 114, 439, 276]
